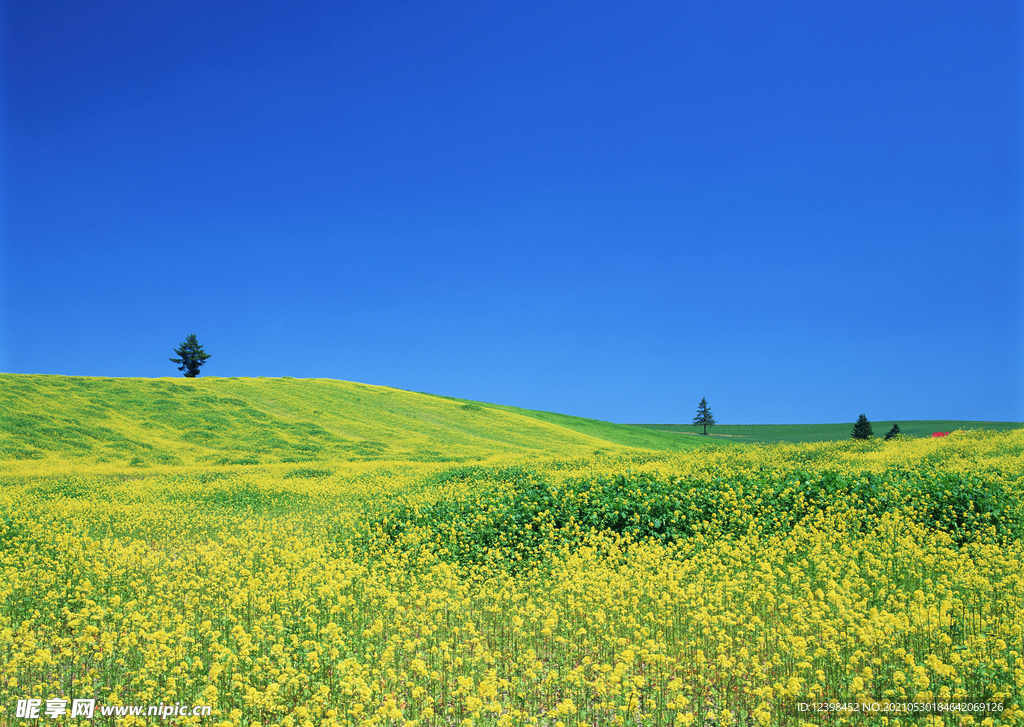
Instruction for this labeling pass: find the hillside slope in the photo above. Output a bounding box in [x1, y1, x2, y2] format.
[422, 394, 719, 452]
[0, 374, 709, 470]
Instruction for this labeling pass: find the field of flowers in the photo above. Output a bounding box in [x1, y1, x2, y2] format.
[2, 429, 1023, 726]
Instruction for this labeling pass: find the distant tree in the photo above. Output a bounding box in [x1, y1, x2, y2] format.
[884, 423, 901, 441]
[693, 397, 716, 435]
[170, 334, 211, 378]
[851, 414, 873, 440]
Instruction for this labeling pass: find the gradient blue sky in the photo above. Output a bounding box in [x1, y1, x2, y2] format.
[3, 1, 1022, 424]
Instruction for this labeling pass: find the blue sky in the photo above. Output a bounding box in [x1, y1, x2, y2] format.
[3, 1, 1022, 424]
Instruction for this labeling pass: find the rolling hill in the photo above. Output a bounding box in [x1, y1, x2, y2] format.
[0, 374, 713, 470]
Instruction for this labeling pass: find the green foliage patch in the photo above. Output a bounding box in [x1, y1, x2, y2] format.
[372, 463, 1023, 571]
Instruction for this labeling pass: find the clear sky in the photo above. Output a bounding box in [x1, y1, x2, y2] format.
[3, 1, 1022, 424]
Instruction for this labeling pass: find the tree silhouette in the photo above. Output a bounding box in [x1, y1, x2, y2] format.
[851, 414, 873, 440]
[884, 423, 901, 440]
[170, 334, 211, 378]
[693, 397, 716, 435]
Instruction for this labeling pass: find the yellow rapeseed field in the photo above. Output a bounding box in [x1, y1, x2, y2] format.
[2, 428, 1023, 726]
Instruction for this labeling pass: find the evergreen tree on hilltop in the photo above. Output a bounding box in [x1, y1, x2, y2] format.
[851, 414, 873, 440]
[884, 423, 901, 441]
[170, 334, 211, 378]
[693, 397, 716, 435]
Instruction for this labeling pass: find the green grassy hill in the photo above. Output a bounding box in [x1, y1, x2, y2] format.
[7, 374, 1011, 470]
[632, 420, 1024, 444]
[418, 394, 718, 452]
[0, 374, 714, 470]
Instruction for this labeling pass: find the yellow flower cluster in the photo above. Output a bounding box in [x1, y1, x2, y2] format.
[1, 430, 1022, 726]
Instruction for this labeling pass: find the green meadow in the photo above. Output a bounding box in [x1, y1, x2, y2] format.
[632, 420, 1024, 444]
[0, 374, 715, 473]
[3, 374, 1019, 473]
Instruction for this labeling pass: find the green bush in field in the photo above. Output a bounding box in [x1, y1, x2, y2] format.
[371, 460, 1022, 571]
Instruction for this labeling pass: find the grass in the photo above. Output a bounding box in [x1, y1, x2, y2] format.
[633, 420, 1024, 444]
[5, 375, 1018, 472]
[419, 394, 721, 451]
[0, 374, 717, 473]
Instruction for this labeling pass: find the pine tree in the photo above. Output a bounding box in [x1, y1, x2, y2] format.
[884, 423, 901, 441]
[170, 334, 211, 378]
[692, 397, 716, 435]
[851, 414, 873, 440]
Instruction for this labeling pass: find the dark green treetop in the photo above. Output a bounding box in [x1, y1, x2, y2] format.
[693, 397, 716, 435]
[884, 423, 901, 441]
[851, 414, 874, 440]
[170, 334, 211, 378]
